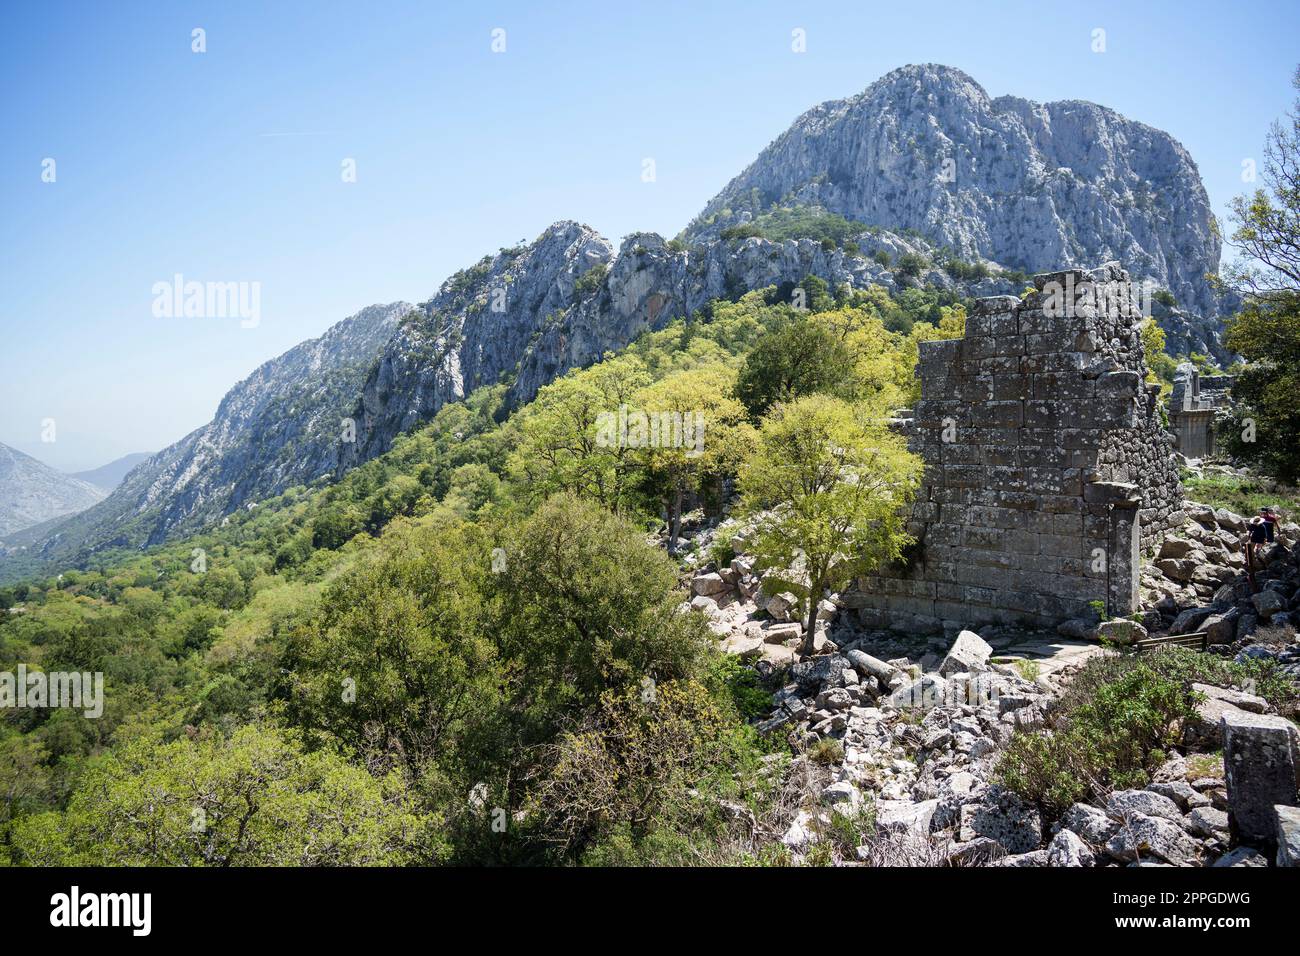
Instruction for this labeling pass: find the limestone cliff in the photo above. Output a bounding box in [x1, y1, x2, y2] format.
[686, 64, 1224, 321]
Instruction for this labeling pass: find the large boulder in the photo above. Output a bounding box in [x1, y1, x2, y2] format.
[1222, 709, 1300, 847]
[1184, 696, 1254, 751]
[1252, 590, 1287, 619]
[1159, 536, 1198, 559]
[762, 622, 802, 645]
[815, 687, 854, 711]
[1060, 803, 1120, 845]
[938, 629, 993, 677]
[1057, 618, 1098, 640]
[1106, 789, 1183, 825]
[1047, 828, 1096, 867]
[790, 654, 851, 693]
[821, 780, 863, 810]
[958, 788, 1041, 854]
[1147, 780, 1209, 812]
[875, 799, 939, 835]
[1212, 847, 1269, 867]
[1201, 608, 1240, 646]
[1104, 812, 1200, 866]
[691, 572, 732, 597]
[1186, 806, 1230, 838]
[886, 674, 948, 710]
[1096, 619, 1147, 646]
[719, 633, 764, 659]
[1193, 683, 1267, 714]
[1170, 606, 1215, 635]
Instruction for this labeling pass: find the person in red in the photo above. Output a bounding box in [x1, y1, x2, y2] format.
[1261, 506, 1282, 546]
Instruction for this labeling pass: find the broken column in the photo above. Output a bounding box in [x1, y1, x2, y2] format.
[1221, 709, 1300, 849]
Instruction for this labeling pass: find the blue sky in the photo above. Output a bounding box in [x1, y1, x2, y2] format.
[2, 0, 1297, 471]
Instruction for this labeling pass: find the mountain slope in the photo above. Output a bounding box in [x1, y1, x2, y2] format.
[0, 444, 105, 536]
[70, 452, 152, 492]
[685, 64, 1223, 318]
[0, 303, 407, 574]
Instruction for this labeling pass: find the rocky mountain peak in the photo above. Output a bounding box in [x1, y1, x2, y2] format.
[686, 64, 1223, 318]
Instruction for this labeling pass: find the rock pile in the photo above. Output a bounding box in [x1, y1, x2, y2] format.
[755, 624, 1299, 867]
[679, 488, 1299, 867]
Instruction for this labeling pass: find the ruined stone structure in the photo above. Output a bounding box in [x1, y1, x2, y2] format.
[1168, 363, 1233, 458]
[848, 264, 1184, 631]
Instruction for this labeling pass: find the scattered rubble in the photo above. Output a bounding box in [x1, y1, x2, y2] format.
[672, 492, 1299, 866]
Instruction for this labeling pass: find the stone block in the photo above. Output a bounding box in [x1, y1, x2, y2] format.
[1222, 709, 1300, 848]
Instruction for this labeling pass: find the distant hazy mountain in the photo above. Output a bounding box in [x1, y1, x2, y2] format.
[70, 452, 152, 492]
[0, 302, 407, 577]
[0, 443, 106, 536]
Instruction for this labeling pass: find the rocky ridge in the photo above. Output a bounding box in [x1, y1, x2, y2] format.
[0, 65, 1234, 579]
[0, 302, 406, 574]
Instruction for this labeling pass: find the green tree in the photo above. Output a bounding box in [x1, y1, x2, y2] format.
[735, 317, 855, 417]
[1223, 301, 1300, 480]
[283, 519, 502, 782]
[489, 495, 710, 745]
[0, 733, 50, 864]
[1220, 66, 1300, 481]
[524, 679, 735, 856]
[11, 724, 436, 866]
[739, 395, 922, 654]
[1140, 317, 1178, 394]
[311, 504, 363, 550]
[509, 355, 649, 511]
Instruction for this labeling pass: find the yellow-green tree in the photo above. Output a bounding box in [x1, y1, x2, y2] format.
[11, 724, 437, 866]
[739, 395, 922, 655]
[631, 364, 756, 552]
[509, 355, 649, 512]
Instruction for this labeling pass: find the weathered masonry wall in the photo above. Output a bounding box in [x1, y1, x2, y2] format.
[1168, 364, 1233, 458]
[847, 263, 1184, 631]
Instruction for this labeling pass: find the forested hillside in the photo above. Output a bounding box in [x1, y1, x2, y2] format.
[0, 282, 963, 865]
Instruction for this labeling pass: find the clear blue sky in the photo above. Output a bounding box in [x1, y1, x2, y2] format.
[2, 0, 1296, 471]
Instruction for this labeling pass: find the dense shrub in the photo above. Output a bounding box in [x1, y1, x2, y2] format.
[997, 648, 1295, 815]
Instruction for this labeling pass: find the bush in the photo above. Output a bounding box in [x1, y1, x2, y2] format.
[524, 679, 741, 856]
[895, 252, 929, 280]
[12, 725, 439, 866]
[997, 648, 1296, 816]
[809, 737, 844, 765]
[574, 263, 607, 296]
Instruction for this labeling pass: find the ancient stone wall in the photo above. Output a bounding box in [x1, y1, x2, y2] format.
[847, 263, 1184, 631]
[1168, 365, 1234, 458]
